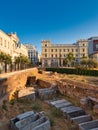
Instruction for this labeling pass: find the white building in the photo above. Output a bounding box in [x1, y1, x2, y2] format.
[0, 29, 28, 61]
[24, 44, 39, 64]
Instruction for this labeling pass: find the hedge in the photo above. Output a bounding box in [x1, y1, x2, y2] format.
[46, 68, 98, 76]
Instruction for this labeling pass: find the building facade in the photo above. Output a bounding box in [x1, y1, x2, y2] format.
[41, 40, 88, 67]
[88, 37, 98, 61]
[0, 30, 28, 61]
[24, 44, 39, 64]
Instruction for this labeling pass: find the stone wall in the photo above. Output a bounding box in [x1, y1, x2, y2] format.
[37, 79, 51, 88]
[57, 79, 98, 100]
[0, 68, 38, 103]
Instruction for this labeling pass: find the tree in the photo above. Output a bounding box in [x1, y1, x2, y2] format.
[80, 58, 98, 69]
[63, 52, 74, 67]
[0, 52, 12, 72]
[15, 55, 30, 70]
[63, 58, 69, 67]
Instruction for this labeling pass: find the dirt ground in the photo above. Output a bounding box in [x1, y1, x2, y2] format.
[0, 70, 98, 130]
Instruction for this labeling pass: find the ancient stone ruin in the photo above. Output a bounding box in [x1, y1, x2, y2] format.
[46, 98, 98, 130]
[25, 76, 36, 87]
[10, 111, 50, 130]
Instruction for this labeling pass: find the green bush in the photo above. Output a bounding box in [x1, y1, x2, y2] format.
[46, 68, 98, 76]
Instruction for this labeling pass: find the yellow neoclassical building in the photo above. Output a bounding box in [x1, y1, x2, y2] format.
[41, 39, 88, 67]
[0, 30, 28, 61]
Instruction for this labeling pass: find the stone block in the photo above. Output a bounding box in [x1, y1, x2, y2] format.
[10, 111, 50, 130]
[79, 120, 98, 130]
[93, 105, 98, 114]
[50, 99, 67, 105]
[61, 106, 82, 113]
[71, 114, 92, 124]
[54, 102, 72, 109]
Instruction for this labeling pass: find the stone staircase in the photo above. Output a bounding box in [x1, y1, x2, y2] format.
[47, 99, 98, 130]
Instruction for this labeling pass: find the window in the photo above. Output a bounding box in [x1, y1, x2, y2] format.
[68, 49, 69, 52]
[59, 49, 61, 52]
[45, 54, 47, 57]
[55, 49, 57, 52]
[4, 40, 6, 47]
[0, 37, 2, 45]
[83, 54, 85, 57]
[51, 49, 53, 52]
[51, 54, 53, 58]
[76, 49, 78, 52]
[83, 44, 85, 46]
[59, 54, 62, 57]
[83, 49, 85, 52]
[45, 44, 47, 47]
[64, 54, 66, 57]
[63, 49, 65, 52]
[55, 54, 57, 57]
[8, 42, 9, 48]
[72, 49, 74, 52]
[45, 49, 47, 52]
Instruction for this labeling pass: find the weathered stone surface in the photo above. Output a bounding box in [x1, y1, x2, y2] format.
[90, 128, 98, 130]
[93, 105, 98, 114]
[71, 114, 92, 124]
[26, 76, 36, 87]
[50, 99, 67, 105]
[19, 87, 35, 100]
[32, 119, 50, 130]
[0, 68, 38, 103]
[55, 102, 72, 109]
[79, 120, 98, 130]
[57, 79, 98, 100]
[10, 111, 50, 130]
[80, 97, 89, 106]
[61, 106, 82, 113]
[37, 86, 57, 99]
[37, 79, 51, 88]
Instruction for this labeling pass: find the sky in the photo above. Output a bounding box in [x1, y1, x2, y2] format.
[0, 0, 98, 54]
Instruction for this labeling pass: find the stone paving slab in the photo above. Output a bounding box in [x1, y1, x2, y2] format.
[55, 102, 72, 109]
[71, 114, 92, 124]
[17, 111, 35, 120]
[90, 128, 98, 130]
[66, 109, 85, 118]
[15, 113, 40, 129]
[61, 106, 82, 113]
[79, 120, 98, 130]
[50, 99, 68, 105]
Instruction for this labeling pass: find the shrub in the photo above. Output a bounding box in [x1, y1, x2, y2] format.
[48, 116, 55, 126]
[32, 101, 42, 111]
[2, 100, 7, 110]
[51, 107, 62, 118]
[46, 68, 98, 76]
